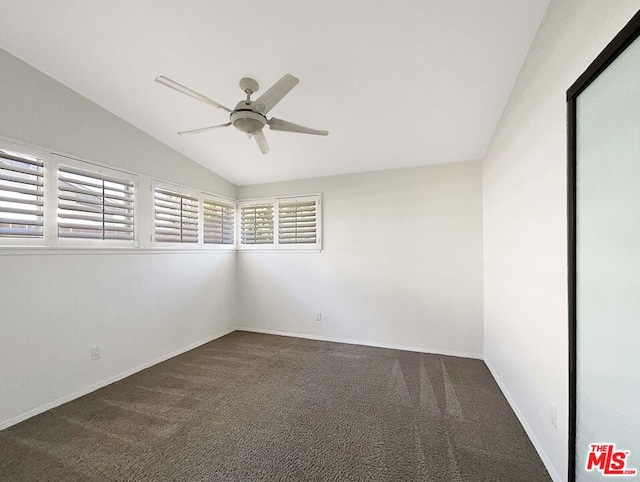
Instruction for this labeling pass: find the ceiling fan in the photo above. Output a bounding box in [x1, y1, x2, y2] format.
[155, 74, 328, 154]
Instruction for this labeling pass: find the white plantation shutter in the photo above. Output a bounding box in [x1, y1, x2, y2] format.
[278, 198, 318, 245]
[57, 166, 135, 240]
[240, 202, 274, 245]
[203, 197, 235, 245]
[0, 150, 44, 238]
[154, 186, 199, 243]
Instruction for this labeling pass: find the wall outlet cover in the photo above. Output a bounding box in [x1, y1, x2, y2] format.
[91, 345, 102, 360]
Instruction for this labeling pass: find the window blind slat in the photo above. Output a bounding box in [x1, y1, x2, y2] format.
[0, 217, 43, 226]
[0, 183, 42, 196]
[1, 205, 43, 217]
[154, 218, 181, 226]
[58, 202, 133, 216]
[104, 233, 135, 240]
[155, 211, 198, 221]
[0, 163, 45, 178]
[58, 212, 135, 226]
[279, 221, 316, 227]
[0, 171, 44, 187]
[207, 228, 234, 235]
[153, 199, 181, 209]
[155, 227, 198, 235]
[279, 228, 317, 234]
[156, 204, 198, 213]
[0, 151, 43, 167]
[279, 238, 317, 244]
[58, 176, 131, 194]
[58, 222, 134, 232]
[58, 183, 133, 202]
[0, 226, 43, 236]
[0, 195, 43, 206]
[154, 221, 198, 230]
[154, 186, 197, 199]
[58, 193, 131, 208]
[59, 166, 134, 187]
[58, 231, 134, 240]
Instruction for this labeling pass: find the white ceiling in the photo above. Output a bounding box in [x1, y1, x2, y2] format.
[0, 1, 549, 186]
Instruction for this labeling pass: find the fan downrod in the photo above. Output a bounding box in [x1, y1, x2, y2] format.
[239, 78, 259, 99]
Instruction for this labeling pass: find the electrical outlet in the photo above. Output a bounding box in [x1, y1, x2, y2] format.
[91, 345, 102, 360]
[315, 312, 322, 322]
[548, 402, 557, 428]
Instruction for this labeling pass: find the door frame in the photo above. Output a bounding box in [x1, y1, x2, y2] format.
[567, 9, 640, 482]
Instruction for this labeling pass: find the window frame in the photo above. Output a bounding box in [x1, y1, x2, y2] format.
[277, 195, 322, 250]
[151, 181, 202, 249]
[237, 199, 277, 250]
[238, 194, 322, 251]
[202, 192, 237, 250]
[54, 155, 138, 249]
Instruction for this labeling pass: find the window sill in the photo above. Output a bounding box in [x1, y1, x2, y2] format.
[237, 248, 322, 253]
[0, 246, 236, 256]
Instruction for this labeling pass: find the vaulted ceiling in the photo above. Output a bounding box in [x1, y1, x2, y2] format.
[0, 1, 549, 185]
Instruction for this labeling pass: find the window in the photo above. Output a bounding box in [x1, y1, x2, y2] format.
[153, 186, 199, 244]
[203, 196, 235, 245]
[1, 138, 320, 252]
[278, 198, 318, 245]
[239, 194, 321, 250]
[0, 150, 44, 239]
[57, 165, 135, 241]
[240, 202, 275, 245]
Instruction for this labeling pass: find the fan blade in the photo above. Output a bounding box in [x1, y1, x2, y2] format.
[254, 130, 270, 155]
[155, 76, 232, 112]
[268, 118, 329, 136]
[178, 122, 231, 136]
[254, 74, 299, 114]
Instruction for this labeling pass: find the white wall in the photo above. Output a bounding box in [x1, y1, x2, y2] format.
[482, 1, 640, 480]
[0, 252, 236, 426]
[0, 49, 234, 197]
[0, 49, 237, 427]
[238, 161, 484, 358]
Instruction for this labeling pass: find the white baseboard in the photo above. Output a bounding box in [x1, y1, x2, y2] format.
[484, 358, 563, 482]
[0, 327, 235, 431]
[237, 326, 483, 360]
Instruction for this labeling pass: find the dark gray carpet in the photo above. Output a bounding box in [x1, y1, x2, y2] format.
[0, 331, 551, 481]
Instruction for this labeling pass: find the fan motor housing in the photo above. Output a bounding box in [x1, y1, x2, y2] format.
[230, 105, 266, 135]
